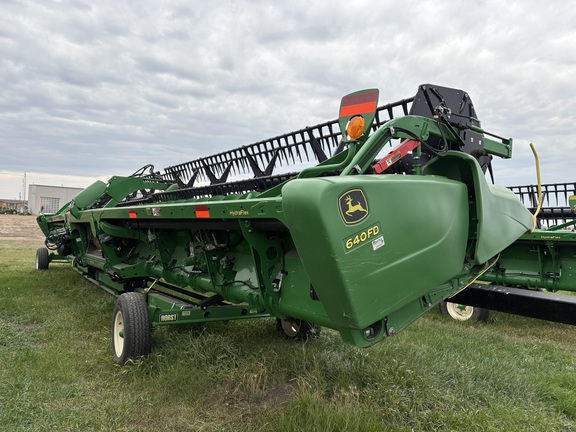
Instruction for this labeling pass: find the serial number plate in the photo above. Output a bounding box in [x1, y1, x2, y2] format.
[160, 313, 178, 322]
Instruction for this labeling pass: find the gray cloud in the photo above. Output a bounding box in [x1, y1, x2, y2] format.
[1, 0, 575, 198]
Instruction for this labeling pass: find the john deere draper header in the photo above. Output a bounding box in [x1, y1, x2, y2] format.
[36, 84, 576, 364]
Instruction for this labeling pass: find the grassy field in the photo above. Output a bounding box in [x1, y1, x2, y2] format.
[2, 215, 576, 431]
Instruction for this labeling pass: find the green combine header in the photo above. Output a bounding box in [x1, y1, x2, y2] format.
[35, 84, 576, 364]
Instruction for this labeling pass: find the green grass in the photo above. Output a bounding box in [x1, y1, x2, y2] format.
[2, 244, 576, 431]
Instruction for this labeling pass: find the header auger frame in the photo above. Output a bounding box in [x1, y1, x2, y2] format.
[35, 84, 574, 364]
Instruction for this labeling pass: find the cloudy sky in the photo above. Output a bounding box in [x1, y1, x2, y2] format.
[1, 0, 575, 200]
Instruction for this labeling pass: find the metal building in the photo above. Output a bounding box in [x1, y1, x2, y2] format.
[28, 184, 84, 215]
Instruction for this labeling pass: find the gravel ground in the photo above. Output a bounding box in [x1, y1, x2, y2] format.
[0, 214, 45, 249]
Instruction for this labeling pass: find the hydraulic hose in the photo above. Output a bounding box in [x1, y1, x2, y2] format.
[529, 143, 543, 231]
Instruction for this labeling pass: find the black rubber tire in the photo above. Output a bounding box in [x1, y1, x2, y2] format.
[112, 292, 152, 365]
[439, 301, 490, 322]
[276, 318, 320, 340]
[35, 247, 50, 270]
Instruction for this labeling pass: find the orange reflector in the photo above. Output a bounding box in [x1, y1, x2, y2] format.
[128, 210, 137, 219]
[347, 116, 365, 140]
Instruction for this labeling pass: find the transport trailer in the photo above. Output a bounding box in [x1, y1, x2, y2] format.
[37, 84, 570, 365]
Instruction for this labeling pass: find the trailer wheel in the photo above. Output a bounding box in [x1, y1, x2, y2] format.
[35, 247, 50, 270]
[439, 301, 490, 322]
[276, 318, 320, 340]
[112, 292, 152, 365]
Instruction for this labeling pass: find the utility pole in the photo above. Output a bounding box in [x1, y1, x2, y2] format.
[22, 172, 26, 202]
[21, 172, 27, 214]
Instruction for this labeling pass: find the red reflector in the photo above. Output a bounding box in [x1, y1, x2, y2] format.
[340, 91, 379, 117]
[195, 204, 210, 218]
[340, 101, 378, 117]
[341, 91, 378, 106]
[129, 210, 137, 219]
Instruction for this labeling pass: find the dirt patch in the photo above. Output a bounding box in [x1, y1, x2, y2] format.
[207, 381, 297, 414]
[256, 382, 296, 408]
[0, 214, 45, 249]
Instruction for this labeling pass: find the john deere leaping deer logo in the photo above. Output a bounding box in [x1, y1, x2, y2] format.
[339, 189, 369, 225]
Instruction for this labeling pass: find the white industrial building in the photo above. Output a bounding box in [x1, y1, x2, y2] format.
[28, 184, 84, 215]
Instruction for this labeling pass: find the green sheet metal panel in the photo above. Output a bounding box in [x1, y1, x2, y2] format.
[424, 152, 533, 264]
[282, 175, 469, 330]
